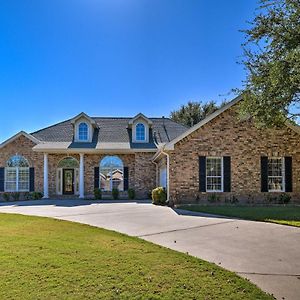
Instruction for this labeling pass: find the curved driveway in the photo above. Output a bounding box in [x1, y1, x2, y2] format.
[0, 199, 299, 300]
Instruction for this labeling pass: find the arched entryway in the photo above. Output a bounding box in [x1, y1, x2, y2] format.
[56, 157, 79, 195]
[100, 156, 124, 191]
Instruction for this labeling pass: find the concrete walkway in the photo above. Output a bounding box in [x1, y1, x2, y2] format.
[0, 199, 299, 300]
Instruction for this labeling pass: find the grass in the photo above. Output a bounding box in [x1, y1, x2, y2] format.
[0, 213, 273, 300]
[179, 205, 300, 227]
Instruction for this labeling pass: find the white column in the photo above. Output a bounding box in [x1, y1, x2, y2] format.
[79, 153, 85, 198]
[43, 153, 49, 198]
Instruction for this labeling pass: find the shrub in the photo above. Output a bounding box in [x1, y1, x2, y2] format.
[112, 188, 119, 200]
[31, 192, 43, 200]
[279, 193, 291, 204]
[128, 188, 135, 200]
[24, 192, 32, 200]
[152, 187, 167, 206]
[207, 193, 220, 203]
[2, 193, 10, 202]
[94, 188, 102, 200]
[11, 192, 20, 201]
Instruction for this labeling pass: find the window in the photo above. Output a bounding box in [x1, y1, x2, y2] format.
[206, 157, 223, 192]
[136, 123, 145, 141]
[78, 122, 89, 141]
[100, 156, 124, 191]
[268, 157, 284, 191]
[5, 155, 30, 192]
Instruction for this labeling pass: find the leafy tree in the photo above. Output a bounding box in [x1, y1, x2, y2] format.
[170, 100, 226, 127]
[238, 0, 300, 126]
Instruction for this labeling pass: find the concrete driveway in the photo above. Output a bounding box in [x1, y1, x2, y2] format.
[0, 199, 299, 300]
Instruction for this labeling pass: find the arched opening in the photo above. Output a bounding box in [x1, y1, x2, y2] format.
[57, 157, 79, 195]
[5, 155, 30, 192]
[78, 122, 89, 141]
[100, 156, 124, 191]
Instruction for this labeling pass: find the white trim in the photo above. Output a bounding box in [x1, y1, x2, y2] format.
[70, 112, 97, 126]
[0, 131, 40, 149]
[132, 120, 149, 143]
[4, 167, 30, 192]
[128, 113, 153, 126]
[268, 157, 285, 192]
[206, 157, 223, 193]
[164, 95, 243, 150]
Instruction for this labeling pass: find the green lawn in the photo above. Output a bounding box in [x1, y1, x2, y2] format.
[179, 205, 300, 227]
[0, 214, 273, 300]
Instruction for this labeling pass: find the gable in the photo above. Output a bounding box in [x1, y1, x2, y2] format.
[0, 131, 40, 149]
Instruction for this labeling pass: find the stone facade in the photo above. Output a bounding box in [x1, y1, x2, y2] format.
[167, 104, 300, 204]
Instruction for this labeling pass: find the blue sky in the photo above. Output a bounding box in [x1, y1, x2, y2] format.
[0, 0, 258, 141]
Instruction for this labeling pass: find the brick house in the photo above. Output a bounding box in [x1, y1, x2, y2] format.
[1, 96, 300, 203]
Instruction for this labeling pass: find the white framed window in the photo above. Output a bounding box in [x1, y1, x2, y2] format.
[206, 157, 223, 192]
[78, 122, 89, 141]
[136, 123, 145, 141]
[100, 156, 124, 191]
[5, 155, 30, 192]
[268, 157, 285, 192]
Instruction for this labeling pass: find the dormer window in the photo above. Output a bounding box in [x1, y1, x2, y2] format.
[136, 123, 145, 141]
[78, 122, 88, 141]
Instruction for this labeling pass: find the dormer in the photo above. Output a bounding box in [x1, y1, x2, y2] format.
[128, 113, 153, 143]
[71, 112, 97, 143]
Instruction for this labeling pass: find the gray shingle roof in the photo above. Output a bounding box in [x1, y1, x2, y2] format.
[31, 117, 188, 149]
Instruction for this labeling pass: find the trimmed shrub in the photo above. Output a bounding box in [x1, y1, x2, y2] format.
[94, 188, 102, 200]
[279, 193, 291, 204]
[112, 188, 119, 200]
[11, 192, 20, 201]
[152, 187, 167, 206]
[2, 193, 10, 202]
[24, 192, 32, 200]
[207, 193, 220, 203]
[128, 188, 135, 200]
[31, 192, 43, 200]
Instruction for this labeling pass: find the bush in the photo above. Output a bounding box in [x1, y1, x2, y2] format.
[128, 188, 135, 200]
[11, 192, 20, 201]
[94, 188, 102, 200]
[207, 193, 220, 203]
[279, 193, 291, 204]
[152, 187, 167, 206]
[24, 192, 32, 200]
[31, 192, 43, 200]
[112, 188, 119, 200]
[2, 193, 10, 202]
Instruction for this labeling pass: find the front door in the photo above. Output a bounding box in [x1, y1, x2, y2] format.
[63, 169, 74, 195]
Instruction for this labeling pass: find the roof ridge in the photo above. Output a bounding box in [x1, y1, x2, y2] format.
[30, 118, 72, 135]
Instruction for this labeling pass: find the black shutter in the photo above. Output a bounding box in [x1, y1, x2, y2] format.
[124, 167, 129, 191]
[223, 156, 231, 192]
[94, 167, 99, 189]
[199, 156, 206, 192]
[284, 157, 292, 192]
[0, 167, 4, 192]
[261, 156, 268, 192]
[29, 168, 35, 192]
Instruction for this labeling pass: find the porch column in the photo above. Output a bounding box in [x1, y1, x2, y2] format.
[79, 153, 84, 198]
[43, 153, 49, 198]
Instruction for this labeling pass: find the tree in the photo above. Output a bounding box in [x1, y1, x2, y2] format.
[239, 0, 300, 126]
[170, 100, 226, 127]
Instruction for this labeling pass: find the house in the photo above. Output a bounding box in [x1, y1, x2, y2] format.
[1, 95, 300, 203]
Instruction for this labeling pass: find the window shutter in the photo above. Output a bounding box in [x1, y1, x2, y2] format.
[223, 156, 231, 192]
[29, 168, 35, 192]
[199, 156, 206, 192]
[261, 157, 268, 192]
[124, 167, 129, 191]
[284, 157, 292, 192]
[94, 167, 99, 190]
[0, 167, 4, 192]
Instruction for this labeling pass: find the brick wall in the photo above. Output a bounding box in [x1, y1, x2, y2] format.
[167, 104, 300, 204]
[0, 135, 44, 192]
